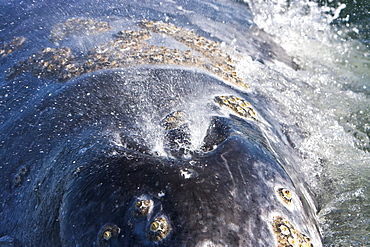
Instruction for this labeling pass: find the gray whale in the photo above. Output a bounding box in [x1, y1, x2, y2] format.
[0, 0, 322, 246]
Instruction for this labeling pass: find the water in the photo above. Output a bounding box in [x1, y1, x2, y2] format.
[242, 0, 370, 245]
[0, 0, 369, 245]
[316, 0, 370, 45]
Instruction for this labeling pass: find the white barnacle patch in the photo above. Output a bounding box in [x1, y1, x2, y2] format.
[158, 191, 165, 197]
[214, 95, 257, 122]
[272, 216, 313, 247]
[179, 168, 197, 179]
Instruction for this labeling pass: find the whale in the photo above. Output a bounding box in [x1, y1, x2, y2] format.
[0, 0, 323, 246]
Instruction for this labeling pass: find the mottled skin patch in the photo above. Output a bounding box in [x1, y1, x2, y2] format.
[214, 95, 257, 121]
[50, 18, 111, 42]
[0, 37, 25, 57]
[6, 20, 247, 88]
[272, 216, 313, 247]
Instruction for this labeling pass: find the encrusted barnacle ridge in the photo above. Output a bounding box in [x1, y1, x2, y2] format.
[214, 95, 257, 121]
[272, 216, 313, 247]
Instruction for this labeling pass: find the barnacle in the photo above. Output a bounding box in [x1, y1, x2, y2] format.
[103, 230, 111, 240]
[13, 175, 23, 187]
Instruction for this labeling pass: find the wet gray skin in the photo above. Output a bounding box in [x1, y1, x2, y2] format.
[0, 0, 322, 246]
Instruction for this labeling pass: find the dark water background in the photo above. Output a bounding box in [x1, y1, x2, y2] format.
[316, 0, 370, 45]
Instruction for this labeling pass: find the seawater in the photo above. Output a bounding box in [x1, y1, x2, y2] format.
[242, 0, 370, 245]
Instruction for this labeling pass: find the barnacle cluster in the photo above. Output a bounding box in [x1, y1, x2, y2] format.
[0, 37, 25, 57]
[7, 47, 76, 80]
[272, 216, 313, 247]
[7, 19, 247, 89]
[277, 188, 292, 206]
[88, 28, 205, 71]
[161, 111, 192, 158]
[161, 111, 188, 131]
[114, 29, 152, 42]
[6, 30, 204, 81]
[134, 199, 154, 217]
[138, 20, 245, 87]
[96, 223, 121, 247]
[148, 216, 171, 241]
[13, 165, 29, 187]
[214, 95, 257, 121]
[50, 17, 111, 42]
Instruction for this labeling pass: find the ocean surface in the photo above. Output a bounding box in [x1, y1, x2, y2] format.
[0, 0, 369, 246]
[243, 0, 370, 245]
